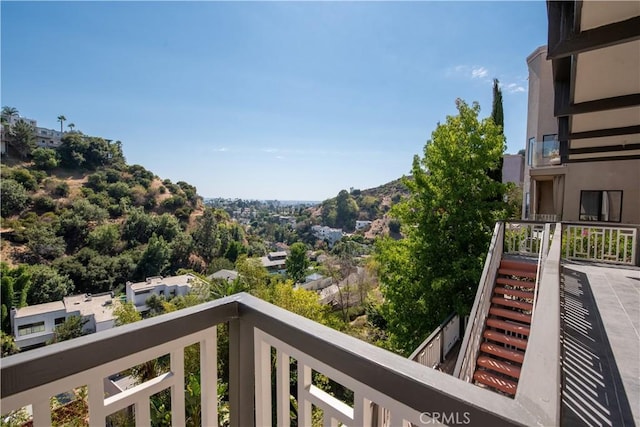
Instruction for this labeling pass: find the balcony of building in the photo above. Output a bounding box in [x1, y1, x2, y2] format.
[529, 138, 561, 169]
[1, 221, 638, 427]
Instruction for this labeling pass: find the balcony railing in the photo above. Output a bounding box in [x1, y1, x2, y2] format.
[531, 139, 561, 168]
[563, 222, 638, 265]
[2, 292, 556, 427]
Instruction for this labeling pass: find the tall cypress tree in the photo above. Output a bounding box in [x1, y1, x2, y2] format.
[488, 78, 504, 183]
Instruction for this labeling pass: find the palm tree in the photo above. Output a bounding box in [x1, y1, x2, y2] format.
[1, 106, 18, 118]
[67, 123, 75, 132]
[57, 115, 66, 133]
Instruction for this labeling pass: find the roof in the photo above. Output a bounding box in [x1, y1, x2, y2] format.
[128, 274, 196, 292]
[208, 269, 238, 281]
[260, 256, 287, 268]
[14, 301, 65, 318]
[63, 293, 116, 324]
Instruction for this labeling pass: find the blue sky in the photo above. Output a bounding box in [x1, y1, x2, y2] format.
[2, 1, 548, 201]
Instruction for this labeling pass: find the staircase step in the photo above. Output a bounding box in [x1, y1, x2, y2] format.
[480, 343, 525, 364]
[498, 268, 537, 279]
[473, 370, 518, 396]
[494, 287, 534, 300]
[477, 356, 522, 379]
[486, 318, 530, 336]
[483, 330, 528, 350]
[489, 307, 532, 324]
[500, 260, 538, 273]
[491, 297, 533, 311]
[496, 277, 535, 289]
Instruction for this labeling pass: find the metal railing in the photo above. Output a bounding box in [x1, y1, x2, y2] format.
[504, 221, 547, 256]
[562, 223, 638, 265]
[531, 139, 561, 168]
[531, 223, 553, 319]
[453, 222, 504, 382]
[532, 213, 558, 222]
[2, 292, 550, 427]
[409, 313, 460, 370]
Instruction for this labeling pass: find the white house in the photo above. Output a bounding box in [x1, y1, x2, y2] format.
[260, 251, 288, 274]
[10, 292, 117, 351]
[126, 274, 197, 311]
[355, 220, 372, 231]
[311, 225, 344, 247]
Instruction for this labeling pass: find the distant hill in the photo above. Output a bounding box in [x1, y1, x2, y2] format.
[0, 133, 247, 313]
[308, 177, 411, 237]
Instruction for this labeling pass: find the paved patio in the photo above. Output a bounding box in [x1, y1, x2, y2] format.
[561, 261, 640, 426]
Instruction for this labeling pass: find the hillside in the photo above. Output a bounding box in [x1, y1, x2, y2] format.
[0, 133, 247, 327]
[309, 177, 411, 237]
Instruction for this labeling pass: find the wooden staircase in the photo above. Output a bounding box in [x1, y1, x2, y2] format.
[472, 259, 538, 397]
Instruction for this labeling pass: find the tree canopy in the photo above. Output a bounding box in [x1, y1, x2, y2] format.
[375, 99, 507, 354]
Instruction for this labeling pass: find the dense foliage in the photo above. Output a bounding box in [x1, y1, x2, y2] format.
[375, 99, 507, 354]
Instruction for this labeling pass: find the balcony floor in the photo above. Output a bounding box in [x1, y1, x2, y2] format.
[561, 262, 640, 426]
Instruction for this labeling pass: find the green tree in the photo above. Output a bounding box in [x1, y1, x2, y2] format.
[113, 302, 142, 326]
[1, 106, 18, 118]
[1, 263, 31, 334]
[335, 190, 359, 231]
[32, 147, 59, 170]
[87, 223, 121, 254]
[57, 115, 66, 133]
[1, 179, 30, 217]
[24, 222, 66, 261]
[67, 123, 75, 131]
[376, 99, 506, 355]
[49, 315, 88, 343]
[286, 242, 309, 284]
[137, 234, 172, 278]
[489, 78, 505, 183]
[1, 331, 19, 357]
[192, 209, 220, 264]
[7, 119, 36, 158]
[27, 265, 73, 305]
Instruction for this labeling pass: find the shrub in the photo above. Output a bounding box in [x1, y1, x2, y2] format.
[10, 168, 38, 191]
[32, 147, 59, 170]
[1, 179, 30, 217]
[32, 195, 57, 213]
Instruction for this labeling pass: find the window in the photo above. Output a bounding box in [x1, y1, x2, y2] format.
[134, 289, 151, 296]
[55, 317, 66, 325]
[542, 134, 558, 158]
[580, 191, 622, 222]
[18, 322, 46, 336]
[525, 192, 530, 219]
[527, 138, 534, 166]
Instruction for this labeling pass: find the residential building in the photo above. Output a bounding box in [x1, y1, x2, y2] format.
[10, 292, 116, 351]
[501, 154, 524, 186]
[524, 3, 640, 223]
[311, 225, 344, 246]
[260, 251, 287, 274]
[355, 220, 372, 231]
[125, 274, 197, 311]
[0, 114, 63, 152]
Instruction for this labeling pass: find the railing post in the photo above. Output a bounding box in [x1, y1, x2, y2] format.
[229, 318, 255, 427]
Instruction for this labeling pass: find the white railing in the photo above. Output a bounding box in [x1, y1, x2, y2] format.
[409, 313, 460, 370]
[504, 221, 546, 256]
[453, 222, 504, 382]
[532, 213, 558, 222]
[563, 223, 638, 265]
[531, 223, 553, 320]
[3, 293, 551, 427]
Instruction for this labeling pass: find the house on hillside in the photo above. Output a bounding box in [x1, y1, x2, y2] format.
[10, 292, 117, 351]
[126, 274, 198, 311]
[260, 251, 287, 274]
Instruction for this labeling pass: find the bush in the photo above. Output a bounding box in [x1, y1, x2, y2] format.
[1, 179, 30, 217]
[55, 182, 70, 197]
[32, 195, 57, 213]
[32, 147, 59, 170]
[10, 168, 38, 191]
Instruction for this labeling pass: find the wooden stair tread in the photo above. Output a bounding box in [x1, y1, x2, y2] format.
[473, 370, 518, 396]
[489, 307, 532, 324]
[491, 296, 533, 311]
[494, 287, 534, 300]
[483, 330, 528, 350]
[500, 260, 538, 273]
[477, 356, 522, 379]
[498, 268, 537, 279]
[496, 277, 535, 289]
[486, 318, 530, 336]
[480, 343, 525, 363]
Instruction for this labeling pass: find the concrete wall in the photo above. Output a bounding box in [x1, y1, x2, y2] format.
[523, 46, 558, 219]
[503, 154, 524, 184]
[562, 159, 640, 223]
